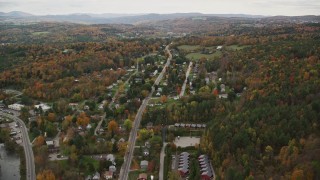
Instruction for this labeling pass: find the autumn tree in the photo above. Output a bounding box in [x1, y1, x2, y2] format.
[36, 169, 55, 180]
[47, 112, 56, 122]
[34, 135, 45, 147]
[160, 95, 168, 103]
[108, 120, 119, 134]
[117, 142, 128, 156]
[76, 112, 90, 126]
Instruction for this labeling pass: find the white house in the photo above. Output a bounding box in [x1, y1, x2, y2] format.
[8, 103, 25, 111]
[34, 103, 51, 112]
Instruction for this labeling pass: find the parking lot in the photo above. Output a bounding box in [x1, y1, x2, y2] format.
[174, 136, 200, 148]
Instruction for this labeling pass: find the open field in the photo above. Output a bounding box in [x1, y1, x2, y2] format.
[177, 45, 201, 51]
[31, 31, 50, 36]
[186, 51, 222, 60]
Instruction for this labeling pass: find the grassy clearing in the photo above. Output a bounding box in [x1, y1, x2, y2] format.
[128, 171, 141, 180]
[82, 156, 99, 170]
[177, 45, 201, 51]
[186, 51, 222, 60]
[32, 31, 50, 36]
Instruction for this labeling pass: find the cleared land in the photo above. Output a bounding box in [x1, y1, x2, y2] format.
[186, 51, 222, 60]
[177, 45, 201, 51]
[31, 31, 50, 36]
[174, 136, 200, 148]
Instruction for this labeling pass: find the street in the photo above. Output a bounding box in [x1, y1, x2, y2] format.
[0, 111, 36, 180]
[119, 44, 172, 180]
[159, 142, 167, 180]
[179, 61, 192, 97]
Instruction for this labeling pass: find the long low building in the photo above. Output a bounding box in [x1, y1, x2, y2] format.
[8, 103, 25, 111]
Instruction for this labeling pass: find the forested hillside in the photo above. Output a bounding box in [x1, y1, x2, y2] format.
[199, 33, 320, 179]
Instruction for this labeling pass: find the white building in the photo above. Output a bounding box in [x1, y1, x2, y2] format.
[34, 103, 51, 112]
[8, 103, 25, 111]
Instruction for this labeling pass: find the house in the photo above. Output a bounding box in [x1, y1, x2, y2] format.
[153, 70, 158, 76]
[86, 172, 100, 180]
[198, 155, 215, 180]
[103, 171, 113, 180]
[219, 94, 228, 99]
[145, 141, 151, 148]
[68, 103, 78, 110]
[46, 140, 54, 148]
[86, 124, 92, 130]
[140, 160, 149, 170]
[84, 105, 90, 111]
[201, 171, 213, 180]
[220, 84, 226, 93]
[178, 166, 189, 177]
[92, 172, 100, 180]
[216, 46, 223, 50]
[109, 165, 116, 172]
[106, 154, 115, 163]
[118, 138, 125, 143]
[146, 122, 153, 129]
[178, 152, 190, 177]
[8, 103, 24, 111]
[143, 148, 149, 156]
[138, 173, 148, 180]
[34, 103, 51, 112]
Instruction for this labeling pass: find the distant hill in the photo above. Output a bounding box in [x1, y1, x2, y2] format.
[0, 11, 319, 24]
[0, 11, 33, 17]
[0, 11, 267, 24]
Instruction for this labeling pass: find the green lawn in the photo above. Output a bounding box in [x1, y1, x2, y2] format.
[186, 51, 222, 60]
[177, 45, 201, 51]
[128, 171, 141, 180]
[82, 156, 99, 170]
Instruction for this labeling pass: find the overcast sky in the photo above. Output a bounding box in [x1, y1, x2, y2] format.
[0, 0, 319, 16]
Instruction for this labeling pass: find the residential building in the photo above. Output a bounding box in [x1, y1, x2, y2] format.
[103, 171, 113, 180]
[8, 103, 24, 111]
[34, 103, 51, 112]
[140, 160, 148, 170]
[138, 173, 147, 180]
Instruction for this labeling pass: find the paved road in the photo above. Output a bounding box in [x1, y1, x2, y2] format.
[179, 61, 193, 97]
[119, 44, 172, 180]
[0, 112, 36, 180]
[159, 142, 167, 180]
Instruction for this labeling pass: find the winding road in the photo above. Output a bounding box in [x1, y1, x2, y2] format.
[0, 111, 36, 180]
[119, 44, 172, 180]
